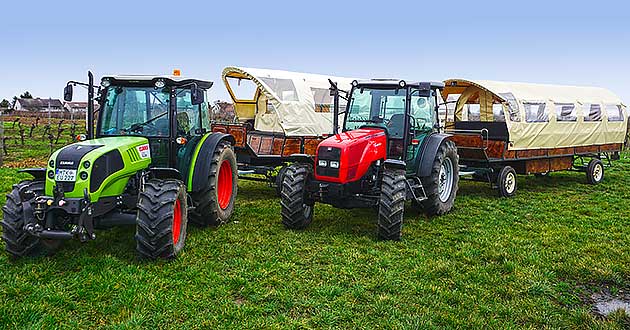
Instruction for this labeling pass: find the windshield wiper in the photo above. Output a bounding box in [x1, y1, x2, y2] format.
[126, 111, 168, 132]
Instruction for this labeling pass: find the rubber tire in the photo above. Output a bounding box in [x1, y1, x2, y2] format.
[497, 166, 517, 197]
[420, 140, 459, 216]
[377, 168, 406, 241]
[586, 158, 604, 185]
[190, 140, 238, 226]
[135, 179, 188, 260]
[274, 166, 289, 197]
[1, 180, 47, 258]
[280, 164, 314, 230]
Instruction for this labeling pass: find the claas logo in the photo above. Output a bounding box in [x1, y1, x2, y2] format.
[138, 145, 149, 152]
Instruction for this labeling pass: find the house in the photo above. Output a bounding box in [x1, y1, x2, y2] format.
[14, 98, 64, 112]
[64, 101, 89, 113]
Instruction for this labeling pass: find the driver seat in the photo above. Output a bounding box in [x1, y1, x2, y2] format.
[387, 114, 405, 139]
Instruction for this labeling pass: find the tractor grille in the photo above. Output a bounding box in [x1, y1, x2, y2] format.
[316, 146, 341, 177]
[126, 148, 141, 162]
[90, 150, 124, 193]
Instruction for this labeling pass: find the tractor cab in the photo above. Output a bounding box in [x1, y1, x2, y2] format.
[341, 80, 444, 170]
[94, 75, 212, 177]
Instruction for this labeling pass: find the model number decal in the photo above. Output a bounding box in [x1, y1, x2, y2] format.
[137, 144, 151, 159]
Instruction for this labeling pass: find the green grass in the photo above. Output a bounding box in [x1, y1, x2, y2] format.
[1, 150, 629, 328]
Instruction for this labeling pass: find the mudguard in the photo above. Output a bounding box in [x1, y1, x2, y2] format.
[189, 133, 235, 193]
[383, 159, 406, 170]
[417, 133, 452, 177]
[149, 168, 183, 181]
[288, 154, 314, 164]
[18, 168, 46, 181]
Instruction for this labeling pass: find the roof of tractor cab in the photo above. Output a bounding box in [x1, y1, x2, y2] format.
[101, 75, 213, 89]
[354, 79, 445, 89]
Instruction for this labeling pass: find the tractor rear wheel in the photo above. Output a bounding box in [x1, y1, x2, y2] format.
[135, 179, 188, 260]
[377, 168, 406, 241]
[419, 141, 459, 216]
[280, 164, 314, 230]
[190, 141, 238, 226]
[1, 180, 47, 258]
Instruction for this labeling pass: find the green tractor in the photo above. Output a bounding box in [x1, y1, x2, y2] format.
[1, 72, 238, 260]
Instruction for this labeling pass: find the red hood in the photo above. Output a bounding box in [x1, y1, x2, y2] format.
[319, 128, 386, 148]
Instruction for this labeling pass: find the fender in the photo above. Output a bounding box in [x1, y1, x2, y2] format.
[18, 168, 46, 181]
[288, 153, 314, 164]
[383, 159, 406, 170]
[189, 133, 235, 192]
[417, 133, 452, 177]
[148, 167, 183, 181]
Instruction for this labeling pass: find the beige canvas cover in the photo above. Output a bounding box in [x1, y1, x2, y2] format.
[442, 79, 627, 150]
[222, 67, 356, 137]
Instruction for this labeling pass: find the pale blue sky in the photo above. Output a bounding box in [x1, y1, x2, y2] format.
[1, 0, 629, 103]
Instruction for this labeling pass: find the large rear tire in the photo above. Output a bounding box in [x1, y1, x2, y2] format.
[190, 140, 238, 226]
[1, 180, 46, 258]
[280, 164, 314, 230]
[419, 141, 459, 216]
[377, 168, 406, 241]
[274, 165, 289, 197]
[135, 179, 188, 260]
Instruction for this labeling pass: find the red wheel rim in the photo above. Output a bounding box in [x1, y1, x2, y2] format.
[217, 160, 233, 210]
[172, 199, 182, 245]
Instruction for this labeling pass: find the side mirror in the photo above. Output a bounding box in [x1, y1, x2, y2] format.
[191, 85, 204, 105]
[63, 85, 73, 102]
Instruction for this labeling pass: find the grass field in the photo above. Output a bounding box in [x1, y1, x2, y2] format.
[0, 124, 629, 328]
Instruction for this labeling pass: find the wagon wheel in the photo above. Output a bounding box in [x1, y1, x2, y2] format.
[586, 158, 604, 185]
[497, 166, 517, 197]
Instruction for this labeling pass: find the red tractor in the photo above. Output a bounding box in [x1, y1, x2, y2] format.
[280, 79, 459, 240]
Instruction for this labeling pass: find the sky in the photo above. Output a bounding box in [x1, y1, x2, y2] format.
[1, 0, 629, 104]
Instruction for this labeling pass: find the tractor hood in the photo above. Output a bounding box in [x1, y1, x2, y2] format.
[315, 128, 388, 183]
[46, 137, 152, 200]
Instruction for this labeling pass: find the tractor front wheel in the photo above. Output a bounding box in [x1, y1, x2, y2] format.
[419, 141, 459, 216]
[190, 141, 238, 226]
[280, 164, 314, 230]
[1, 180, 47, 258]
[377, 168, 406, 240]
[135, 179, 188, 260]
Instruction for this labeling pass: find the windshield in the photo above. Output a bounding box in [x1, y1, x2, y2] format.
[100, 86, 171, 137]
[345, 87, 434, 138]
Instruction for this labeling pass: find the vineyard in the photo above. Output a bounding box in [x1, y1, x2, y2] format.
[1, 116, 85, 167]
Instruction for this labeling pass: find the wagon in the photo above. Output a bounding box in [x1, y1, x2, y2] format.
[211, 67, 355, 191]
[441, 79, 628, 196]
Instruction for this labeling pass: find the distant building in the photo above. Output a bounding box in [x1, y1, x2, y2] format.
[14, 98, 64, 112]
[64, 101, 89, 113]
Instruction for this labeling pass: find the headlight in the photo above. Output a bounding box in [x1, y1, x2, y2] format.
[399, 80, 406, 88]
[352, 80, 359, 87]
[154, 79, 165, 88]
[83, 161, 91, 169]
[101, 79, 111, 88]
[80, 172, 88, 180]
[329, 161, 339, 169]
[47, 170, 54, 179]
[318, 160, 328, 167]
[49, 160, 54, 168]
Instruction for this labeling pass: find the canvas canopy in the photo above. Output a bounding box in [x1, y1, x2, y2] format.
[442, 79, 628, 150]
[222, 67, 356, 137]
